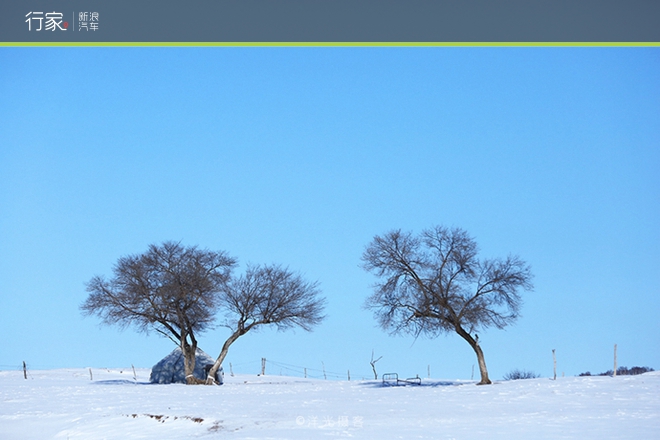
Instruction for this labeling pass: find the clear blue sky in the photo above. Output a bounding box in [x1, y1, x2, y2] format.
[1, 48, 658, 380]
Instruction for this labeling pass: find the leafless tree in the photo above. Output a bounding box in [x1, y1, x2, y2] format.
[205, 264, 326, 384]
[81, 242, 237, 384]
[361, 226, 533, 385]
[370, 350, 383, 380]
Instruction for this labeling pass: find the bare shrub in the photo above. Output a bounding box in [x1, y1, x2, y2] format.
[579, 366, 654, 377]
[503, 369, 540, 380]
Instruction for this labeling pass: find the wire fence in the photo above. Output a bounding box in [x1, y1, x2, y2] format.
[258, 359, 373, 381]
[2, 359, 378, 381]
[0, 362, 92, 371]
[0, 364, 21, 370]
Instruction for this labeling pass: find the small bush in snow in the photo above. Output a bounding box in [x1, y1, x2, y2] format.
[503, 369, 540, 380]
[623, 366, 655, 375]
[579, 366, 654, 377]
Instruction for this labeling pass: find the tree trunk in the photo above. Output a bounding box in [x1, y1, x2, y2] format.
[181, 332, 200, 385]
[206, 330, 242, 385]
[455, 325, 491, 385]
[184, 345, 198, 384]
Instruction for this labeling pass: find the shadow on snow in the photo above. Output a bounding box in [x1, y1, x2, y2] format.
[358, 379, 474, 388]
[91, 380, 153, 386]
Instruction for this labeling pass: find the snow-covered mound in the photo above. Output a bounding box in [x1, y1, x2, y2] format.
[149, 347, 223, 384]
[0, 369, 658, 439]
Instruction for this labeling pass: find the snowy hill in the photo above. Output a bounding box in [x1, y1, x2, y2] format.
[1, 368, 658, 439]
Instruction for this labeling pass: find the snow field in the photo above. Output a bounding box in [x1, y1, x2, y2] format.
[1, 368, 658, 439]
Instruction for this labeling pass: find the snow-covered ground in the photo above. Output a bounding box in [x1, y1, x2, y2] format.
[1, 368, 658, 439]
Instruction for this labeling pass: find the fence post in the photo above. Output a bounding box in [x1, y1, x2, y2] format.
[230, 362, 234, 377]
[261, 358, 266, 376]
[348, 370, 351, 381]
[552, 349, 557, 380]
[23, 361, 27, 380]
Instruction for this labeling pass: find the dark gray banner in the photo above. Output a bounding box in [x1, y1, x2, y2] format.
[2, 0, 659, 43]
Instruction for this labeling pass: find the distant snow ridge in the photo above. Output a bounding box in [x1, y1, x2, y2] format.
[149, 347, 223, 384]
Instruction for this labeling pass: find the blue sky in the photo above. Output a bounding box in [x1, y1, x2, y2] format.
[1, 48, 658, 380]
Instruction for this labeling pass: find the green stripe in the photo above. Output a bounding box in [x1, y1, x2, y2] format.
[2, 42, 659, 47]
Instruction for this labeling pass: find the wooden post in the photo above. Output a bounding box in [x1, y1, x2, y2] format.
[132, 364, 137, 381]
[261, 358, 266, 376]
[613, 344, 617, 377]
[348, 370, 351, 381]
[89, 368, 93, 381]
[229, 362, 234, 377]
[23, 361, 27, 380]
[552, 349, 557, 380]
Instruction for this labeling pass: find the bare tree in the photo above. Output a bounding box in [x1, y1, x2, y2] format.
[81, 241, 237, 384]
[205, 264, 326, 384]
[370, 350, 383, 380]
[361, 226, 533, 385]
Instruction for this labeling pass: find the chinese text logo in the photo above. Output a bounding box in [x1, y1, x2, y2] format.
[25, 12, 68, 31]
[25, 12, 100, 31]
